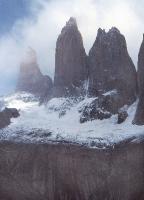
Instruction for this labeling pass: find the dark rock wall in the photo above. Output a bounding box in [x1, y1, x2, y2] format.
[134, 35, 144, 125]
[54, 17, 88, 97]
[88, 28, 137, 106]
[0, 142, 144, 200]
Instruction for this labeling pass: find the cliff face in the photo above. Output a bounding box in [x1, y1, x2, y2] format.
[0, 142, 144, 200]
[88, 28, 137, 107]
[16, 48, 53, 98]
[54, 17, 88, 97]
[133, 35, 144, 125]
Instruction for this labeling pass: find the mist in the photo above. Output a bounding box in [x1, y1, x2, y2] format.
[0, 0, 144, 95]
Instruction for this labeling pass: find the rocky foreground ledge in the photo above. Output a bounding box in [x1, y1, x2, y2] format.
[0, 141, 144, 200]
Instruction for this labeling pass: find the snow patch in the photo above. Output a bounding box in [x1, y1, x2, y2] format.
[0, 93, 144, 148]
[103, 89, 117, 96]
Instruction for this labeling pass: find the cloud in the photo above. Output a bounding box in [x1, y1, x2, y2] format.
[0, 0, 144, 94]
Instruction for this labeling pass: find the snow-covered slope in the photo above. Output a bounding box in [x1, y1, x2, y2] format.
[0, 92, 144, 148]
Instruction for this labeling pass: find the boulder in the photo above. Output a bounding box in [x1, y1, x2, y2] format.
[0, 108, 20, 129]
[117, 110, 128, 124]
[4, 107, 20, 118]
[53, 17, 88, 97]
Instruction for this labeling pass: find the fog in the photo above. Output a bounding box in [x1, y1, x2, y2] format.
[0, 0, 144, 94]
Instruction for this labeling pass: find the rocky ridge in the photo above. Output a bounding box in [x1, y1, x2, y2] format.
[15, 17, 144, 125]
[53, 20, 138, 121]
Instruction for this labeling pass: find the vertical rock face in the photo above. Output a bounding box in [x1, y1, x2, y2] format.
[0, 142, 144, 200]
[54, 17, 88, 97]
[16, 48, 53, 98]
[88, 28, 137, 107]
[133, 35, 144, 125]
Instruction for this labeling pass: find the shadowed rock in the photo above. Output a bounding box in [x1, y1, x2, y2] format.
[0, 108, 20, 129]
[79, 90, 129, 123]
[79, 95, 113, 123]
[54, 17, 88, 97]
[133, 35, 144, 125]
[88, 27, 137, 108]
[16, 48, 53, 99]
[0, 141, 144, 200]
[117, 110, 128, 124]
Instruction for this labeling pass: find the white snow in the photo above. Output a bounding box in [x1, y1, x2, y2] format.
[103, 89, 117, 96]
[0, 92, 144, 148]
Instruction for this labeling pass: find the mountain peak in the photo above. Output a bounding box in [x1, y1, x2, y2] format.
[54, 17, 87, 97]
[97, 28, 106, 36]
[97, 27, 121, 40]
[88, 25, 137, 108]
[16, 48, 53, 97]
[108, 27, 120, 34]
[66, 17, 77, 27]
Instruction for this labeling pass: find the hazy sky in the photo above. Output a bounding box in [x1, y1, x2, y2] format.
[0, 0, 144, 95]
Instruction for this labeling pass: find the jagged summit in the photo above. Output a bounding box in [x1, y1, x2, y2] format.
[66, 17, 77, 27]
[97, 27, 120, 36]
[108, 27, 120, 34]
[97, 28, 105, 37]
[96, 27, 124, 43]
[97, 27, 120, 35]
[61, 17, 78, 36]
